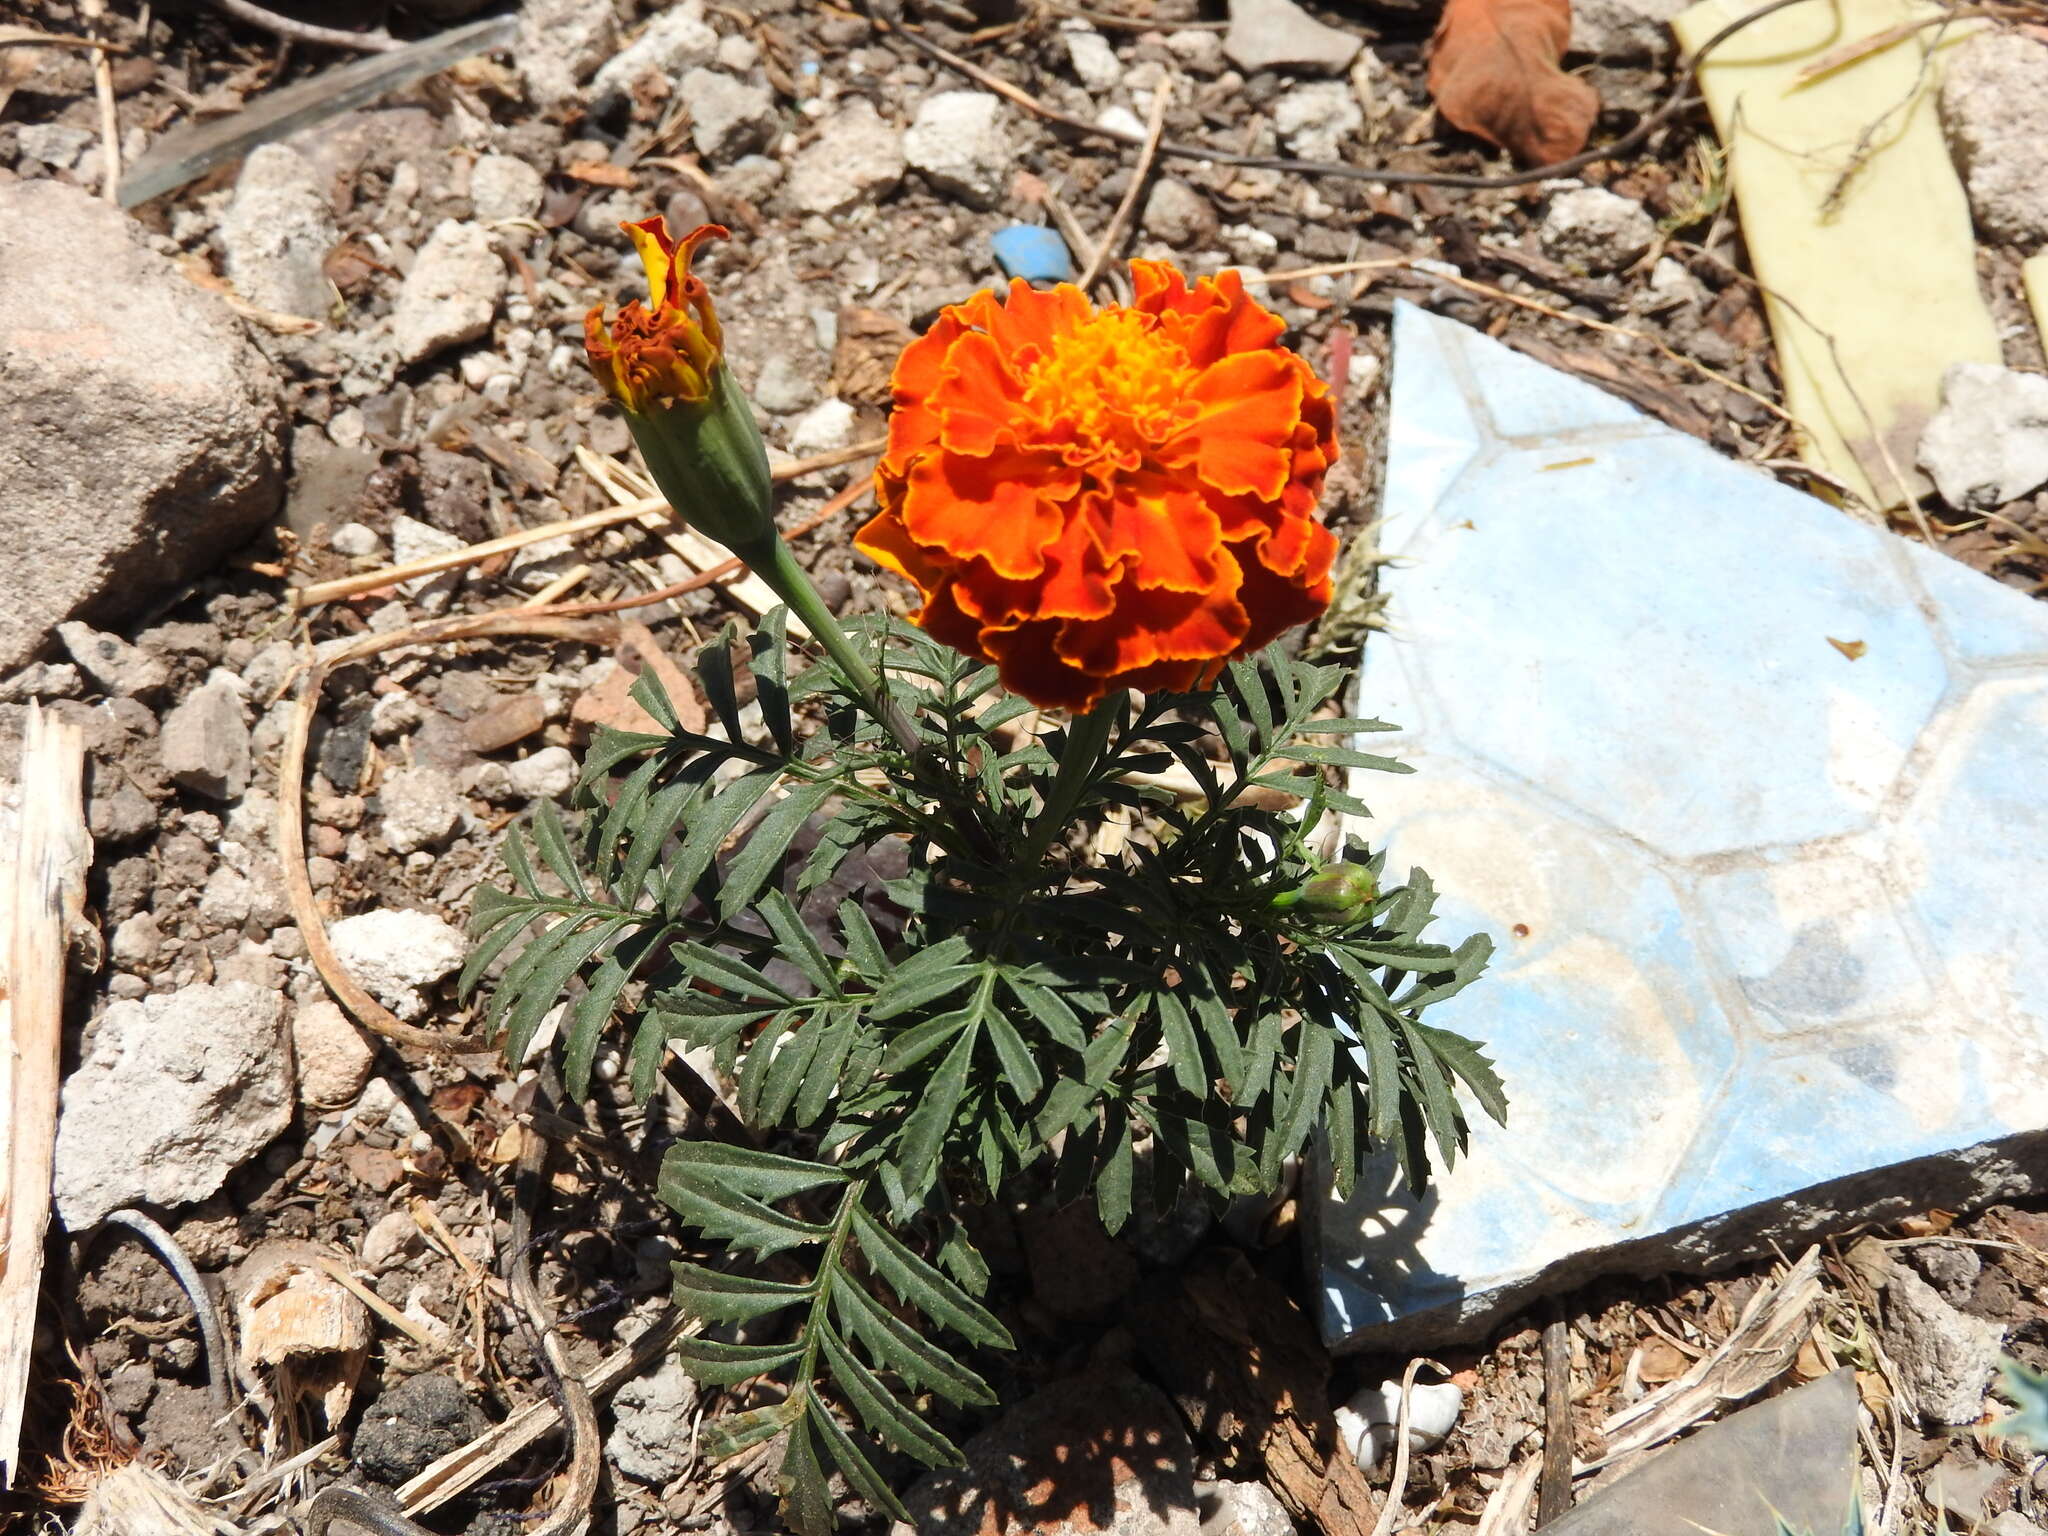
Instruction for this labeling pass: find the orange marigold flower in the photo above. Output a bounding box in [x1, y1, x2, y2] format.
[584, 218, 728, 415]
[854, 263, 1339, 711]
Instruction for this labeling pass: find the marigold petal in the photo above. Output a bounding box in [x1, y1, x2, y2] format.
[900, 445, 1076, 580]
[931, 331, 1030, 458]
[1232, 526, 1335, 653]
[1180, 352, 1303, 500]
[985, 622, 1105, 711]
[1055, 551, 1250, 679]
[1101, 474, 1224, 594]
[953, 510, 1116, 627]
[853, 504, 944, 597]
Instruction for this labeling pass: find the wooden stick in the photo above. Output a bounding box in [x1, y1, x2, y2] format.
[396, 1307, 692, 1515]
[772, 436, 887, 481]
[1538, 1317, 1574, 1526]
[1077, 72, 1171, 294]
[290, 499, 663, 610]
[0, 704, 88, 1486]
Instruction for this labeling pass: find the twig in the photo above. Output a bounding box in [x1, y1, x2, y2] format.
[276, 611, 619, 1057]
[1538, 1318, 1573, 1526]
[398, 1308, 690, 1514]
[773, 435, 888, 480]
[860, 0, 1822, 191]
[290, 499, 665, 610]
[102, 1210, 232, 1412]
[1077, 72, 1171, 293]
[1368, 1357, 1448, 1536]
[0, 704, 86, 1487]
[309, 1258, 453, 1356]
[81, 0, 120, 202]
[0, 25, 127, 49]
[200, 0, 398, 51]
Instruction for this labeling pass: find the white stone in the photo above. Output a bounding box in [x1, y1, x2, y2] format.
[506, 746, 578, 800]
[18, 122, 93, 168]
[516, 0, 619, 110]
[1335, 1379, 1464, 1465]
[53, 983, 293, 1227]
[1097, 104, 1148, 140]
[717, 34, 759, 72]
[1570, 0, 1689, 59]
[784, 99, 905, 217]
[328, 909, 467, 1021]
[1204, 1480, 1297, 1536]
[1142, 179, 1220, 247]
[469, 154, 546, 224]
[1940, 32, 2048, 245]
[1063, 24, 1124, 93]
[1540, 186, 1656, 272]
[1272, 80, 1363, 161]
[329, 521, 384, 558]
[1165, 29, 1229, 75]
[904, 91, 1013, 209]
[109, 911, 162, 969]
[293, 998, 377, 1107]
[390, 220, 503, 367]
[1225, 0, 1361, 75]
[789, 397, 857, 456]
[1918, 362, 2048, 512]
[390, 513, 466, 614]
[609, 1353, 699, 1483]
[751, 351, 818, 414]
[199, 864, 254, 930]
[683, 67, 776, 161]
[360, 1208, 423, 1268]
[377, 765, 463, 854]
[220, 144, 337, 319]
[591, 1, 719, 106]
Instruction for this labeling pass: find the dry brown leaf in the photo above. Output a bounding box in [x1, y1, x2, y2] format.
[1900, 1209, 1957, 1237]
[1426, 0, 1597, 166]
[1636, 1337, 1691, 1384]
[564, 159, 637, 189]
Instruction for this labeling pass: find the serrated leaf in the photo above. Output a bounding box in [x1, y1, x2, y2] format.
[1268, 1016, 1335, 1178]
[670, 1261, 816, 1323]
[1155, 993, 1207, 1096]
[871, 963, 981, 1022]
[850, 1208, 1011, 1350]
[878, 1009, 973, 1074]
[818, 1325, 962, 1466]
[1096, 1104, 1133, 1235]
[662, 766, 780, 902]
[528, 799, 587, 900]
[759, 887, 839, 997]
[698, 623, 746, 744]
[670, 1335, 804, 1386]
[628, 665, 681, 732]
[673, 940, 794, 1003]
[750, 607, 795, 756]
[897, 1023, 977, 1194]
[718, 779, 834, 920]
[1002, 974, 1087, 1051]
[804, 1392, 912, 1522]
[830, 1276, 996, 1406]
[983, 1006, 1044, 1101]
[1410, 1019, 1508, 1126]
[563, 921, 668, 1098]
[664, 1140, 852, 1199]
[775, 1411, 839, 1536]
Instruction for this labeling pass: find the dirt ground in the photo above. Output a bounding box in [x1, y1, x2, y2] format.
[5, 0, 2048, 1529]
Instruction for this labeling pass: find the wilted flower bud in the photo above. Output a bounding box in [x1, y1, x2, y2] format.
[1274, 863, 1379, 924]
[584, 217, 775, 554]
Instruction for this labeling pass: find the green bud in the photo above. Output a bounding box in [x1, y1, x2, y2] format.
[623, 362, 776, 556]
[1276, 863, 1379, 924]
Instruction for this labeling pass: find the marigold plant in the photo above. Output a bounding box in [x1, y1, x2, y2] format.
[474, 219, 1501, 1534]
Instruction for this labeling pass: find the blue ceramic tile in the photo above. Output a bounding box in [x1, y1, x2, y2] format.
[1314, 305, 2048, 1351]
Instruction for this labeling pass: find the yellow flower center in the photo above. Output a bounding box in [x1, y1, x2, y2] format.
[1021, 309, 1190, 462]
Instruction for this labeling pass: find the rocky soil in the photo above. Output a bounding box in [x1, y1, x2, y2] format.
[4, 0, 2048, 1530]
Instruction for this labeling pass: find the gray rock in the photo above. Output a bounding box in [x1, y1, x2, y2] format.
[1880, 1267, 2004, 1426]
[1541, 186, 1657, 272]
[198, 864, 253, 930]
[17, 122, 93, 169]
[0, 662, 80, 702]
[1907, 1239, 1982, 1305]
[53, 982, 292, 1228]
[389, 513, 466, 614]
[1063, 23, 1124, 93]
[683, 67, 776, 161]
[328, 908, 466, 1020]
[1940, 32, 2048, 245]
[1570, 0, 1689, 59]
[721, 154, 783, 205]
[904, 91, 1014, 208]
[354, 1375, 488, 1485]
[159, 673, 252, 801]
[1273, 80, 1363, 160]
[360, 1208, 422, 1268]
[893, 1373, 1200, 1536]
[1918, 362, 2048, 511]
[1989, 1513, 2048, 1536]
[609, 1352, 699, 1483]
[1202, 1481, 1297, 1536]
[377, 765, 463, 853]
[591, 1, 719, 110]
[516, 0, 619, 110]
[751, 350, 818, 414]
[0, 180, 283, 672]
[1224, 0, 1361, 75]
[57, 622, 169, 699]
[784, 99, 905, 217]
[390, 220, 503, 366]
[469, 153, 546, 223]
[220, 144, 337, 319]
[1142, 178, 1220, 247]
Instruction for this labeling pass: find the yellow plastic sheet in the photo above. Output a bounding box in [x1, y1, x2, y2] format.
[1672, 0, 2000, 508]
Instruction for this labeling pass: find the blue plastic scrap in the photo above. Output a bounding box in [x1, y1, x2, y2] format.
[989, 224, 1074, 286]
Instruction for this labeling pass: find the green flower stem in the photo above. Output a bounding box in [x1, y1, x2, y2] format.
[737, 532, 923, 757]
[1013, 692, 1121, 871]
